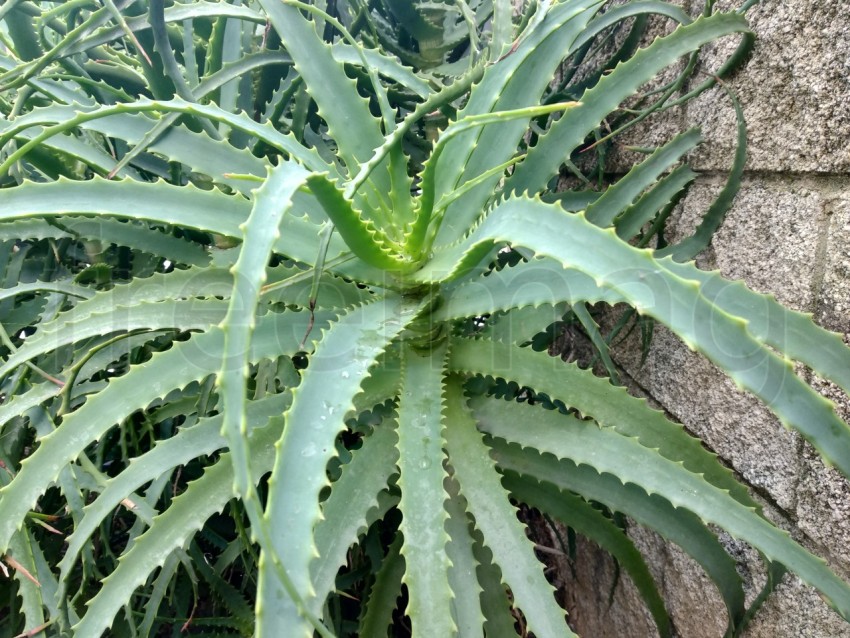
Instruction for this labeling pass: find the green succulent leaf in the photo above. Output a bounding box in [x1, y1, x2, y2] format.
[259, 295, 425, 636]
[2, 2, 849, 636]
[503, 475, 671, 637]
[449, 337, 757, 509]
[421, 198, 850, 480]
[616, 164, 697, 241]
[72, 417, 283, 637]
[585, 128, 701, 228]
[217, 160, 310, 570]
[311, 424, 400, 616]
[0, 310, 325, 556]
[473, 526, 521, 638]
[431, 0, 603, 245]
[360, 533, 406, 638]
[6, 528, 45, 633]
[506, 12, 750, 197]
[444, 379, 576, 638]
[396, 342, 454, 637]
[306, 172, 410, 270]
[444, 475, 486, 637]
[58, 395, 289, 585]
[472, 395, 850, 621]
[0, 299, 229, 379]
[491, 440, 746, 631]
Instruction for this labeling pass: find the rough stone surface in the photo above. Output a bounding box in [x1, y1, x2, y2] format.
[743, 577, 850, 638]
[671, 177, 827, 310]
[795, 201, 850, 582]
[794, 418, 850, 571]
[688, 1, 850, 173]
[817, 199, 850, 333]
[634, 529, 729, 638]
[562, 529, 730, 638]
[796, 441, 850, 573]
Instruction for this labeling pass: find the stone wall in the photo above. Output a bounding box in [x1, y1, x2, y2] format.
[563, 1, 850, 635]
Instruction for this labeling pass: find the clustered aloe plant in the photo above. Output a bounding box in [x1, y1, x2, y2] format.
[1, 0, 849, 636]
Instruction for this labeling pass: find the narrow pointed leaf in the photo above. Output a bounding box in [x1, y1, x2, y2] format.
[310, 423, 400, 616]
[306, 173, 409, 270]
[506, 12, 750, 197]
[472, 396, 850, 622]
[444, 476, 486, 638]
[490, 439, 746, 630]
[58, 395, 289, 581]
[6, 530, 44, 632]
[659, 87, 747, 261]
[503, 475, 671, 637]
[396, 342, 454, 637]
[432, 0, 603, 245]
[259, 295, 425, 637]
[0, 177, 366, 277]
[585, 128, 701, 228]
[473, 529, 519, 638]
[660, 258, 850, 399]
[449, 336, 757, 509]
[218, 161, 309, 532]
[443, 380, 575, 638]
[257, 0, 380, 166]
[0, 299, 228, 379]
[65, 2, 265, 56]
[616, 164, 696, 240]
[419, 198, 850, 480]
[71, 417, 283, 637]
[360, 534, 405, 638]
[434, 258, 621, 323]
[0, 309, 326, 555]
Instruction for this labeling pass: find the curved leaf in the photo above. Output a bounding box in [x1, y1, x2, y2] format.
[505, 12, 750, 197]
[431, 0, 603, 245]
[71, 416, 282, 636]
[396, 342, 454, 637]
[504, 474, 671, 637]
[585, 128, 701, 228]
[435, 258, 621, 323]
[65, 2, 265, 56]
[419, 197, 850, 480]
[306, 172, 410, 270]
[0, 280, 93, 304]
[257, 0, 380, 169]
[6, 529, 45, 633]
[472, 395, 850, 622]
[360, 534, 405, 638]
[0, 299, 229, 380]
[444, 475, 486, 638]
[258, 295, 424, 637]
[57, 395, 289, 583]
[0, 309, 326, 555]
[616, 164, 696, 240]
[443, 380, 575, 638]
[660, 258, 850, 398]
[449, 336, 757, 509]
[310, 425, 400, 616]
[491, 439, 746, 631]
[218, 160, 309, 537]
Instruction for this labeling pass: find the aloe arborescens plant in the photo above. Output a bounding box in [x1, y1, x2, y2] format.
[1, 1, 850, 636]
